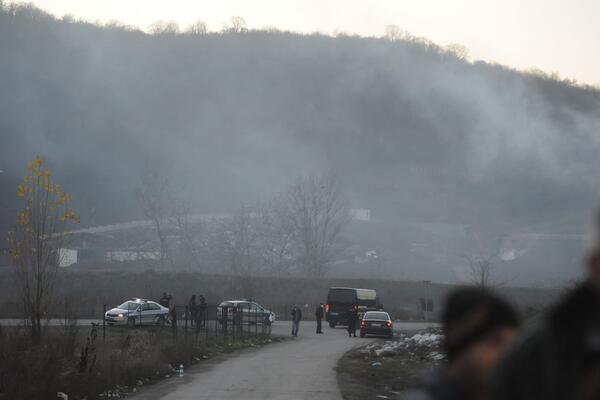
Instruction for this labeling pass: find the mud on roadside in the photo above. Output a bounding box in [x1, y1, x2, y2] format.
[337, 330, 444, 400]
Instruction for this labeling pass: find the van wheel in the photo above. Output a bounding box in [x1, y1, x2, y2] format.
[127, 317, 136, 327]
[329, 322, 336, 328]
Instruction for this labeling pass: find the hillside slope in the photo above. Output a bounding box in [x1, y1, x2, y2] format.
[1, 4, 599, 253]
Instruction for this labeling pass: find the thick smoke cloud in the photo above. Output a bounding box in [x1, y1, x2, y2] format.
[1, 4, 599, 285]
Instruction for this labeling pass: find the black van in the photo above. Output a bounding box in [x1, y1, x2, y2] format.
[325, 287, 379, 328]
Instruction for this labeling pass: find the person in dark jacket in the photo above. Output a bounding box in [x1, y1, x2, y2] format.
[346, 305, 358, 337]
[188, 295, 197, 327]
[493, 212, 600, 400]
[159, 292, 172, 308]
[405, 288, 520, 400]
[170, 305, 178, 337]
[291, 305, 302, 336]
[198, 295, 207, 327]
[315, 303, 324, 334]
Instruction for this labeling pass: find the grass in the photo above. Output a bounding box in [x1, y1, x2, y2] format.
[0, 323, 275, 399]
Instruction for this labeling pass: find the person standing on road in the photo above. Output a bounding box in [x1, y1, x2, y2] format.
[170, 305, 178, 337]
[188, 294, 197, 327]
[291, 305, 302, 336]
[346, 305, 358, 337]
[404, 288, 520, 400]
[160, 292, 172, 308]
[315, 303, 324, 334]
[198, 295, 207, 327]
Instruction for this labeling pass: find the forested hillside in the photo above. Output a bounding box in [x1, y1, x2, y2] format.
[2, 2, 600, 237]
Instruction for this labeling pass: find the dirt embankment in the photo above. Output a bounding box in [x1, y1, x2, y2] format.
[337, 330, 444, 400]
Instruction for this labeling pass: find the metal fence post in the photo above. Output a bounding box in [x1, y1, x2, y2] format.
[184, 305, 189, 341]
[102, 304, 106, 341]
[205, 307, 209, 346]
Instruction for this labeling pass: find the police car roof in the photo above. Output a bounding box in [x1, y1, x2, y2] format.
[130, 298, 149, 303]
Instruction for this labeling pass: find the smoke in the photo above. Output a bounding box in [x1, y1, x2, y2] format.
[1, 4, 599, 284]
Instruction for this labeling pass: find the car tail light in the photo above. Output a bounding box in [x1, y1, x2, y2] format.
[325, 304, 330, 313]
[386, 320, 392, 327]
[360, 320, 366, 327]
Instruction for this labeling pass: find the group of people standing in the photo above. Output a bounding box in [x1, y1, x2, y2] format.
[158, 292, 208, 328]
[188, 294, 208, 327]
[290, 303, 358, 337]
[291, 303, 326, 336]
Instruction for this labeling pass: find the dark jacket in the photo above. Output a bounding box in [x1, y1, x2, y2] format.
[493, 283, 600, 400]
[315, 305, 324, 319]
[292, 308, 302, 322]
[159, 294, 172, 308]
[347, 308, 358, 324]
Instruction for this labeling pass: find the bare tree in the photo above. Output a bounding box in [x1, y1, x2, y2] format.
[173, 200, 202, 270]
[135, 164, 173, 261]
[7, 157, 80, 340]
[148, 20, 180, 35]
[384, 24, 405, 41]
[256, 197, 295, 278]
[286, 174, 350, 277]
[186, 20, 207, 35]
[227, 204, 261, 278]
[445, 43, 470, 60]
[104, 19, 138, 32]
[226, 16, 247, 33]
[462, 231, 514, 288]
[463, 252, 496, 288]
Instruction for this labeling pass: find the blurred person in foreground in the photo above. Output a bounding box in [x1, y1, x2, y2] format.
[406, 288, 520, 400]
[493, 212, 600, 400]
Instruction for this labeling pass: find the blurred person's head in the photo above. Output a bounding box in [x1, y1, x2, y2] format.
[443, 288, 520, 395]
[585, 210, 600, 288]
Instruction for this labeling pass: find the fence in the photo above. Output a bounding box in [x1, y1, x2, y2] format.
[100, 303, 271, 345]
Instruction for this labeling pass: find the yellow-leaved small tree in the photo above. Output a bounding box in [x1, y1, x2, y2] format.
[7, 156, 79, 340]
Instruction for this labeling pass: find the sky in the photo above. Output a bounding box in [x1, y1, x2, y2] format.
[19, 0, 600, 85]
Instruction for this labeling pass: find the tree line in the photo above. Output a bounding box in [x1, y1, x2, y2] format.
[136, 166, 351, 279]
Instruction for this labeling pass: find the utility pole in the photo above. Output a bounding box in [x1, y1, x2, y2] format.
[423, 280, 431, 321]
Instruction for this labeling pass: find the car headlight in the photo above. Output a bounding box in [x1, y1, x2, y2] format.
[118, 313, 124, 318]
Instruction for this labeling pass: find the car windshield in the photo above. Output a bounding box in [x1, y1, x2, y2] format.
[117, 301, 140, 311]
[364, 312, 389, 321]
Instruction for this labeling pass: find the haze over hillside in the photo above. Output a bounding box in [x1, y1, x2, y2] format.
[1, 3, 599, 285]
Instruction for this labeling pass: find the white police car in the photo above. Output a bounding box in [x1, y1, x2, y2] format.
[104, 298, 169, 327]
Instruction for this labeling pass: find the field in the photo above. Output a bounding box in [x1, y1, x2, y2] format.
[0, 266, 560, 321]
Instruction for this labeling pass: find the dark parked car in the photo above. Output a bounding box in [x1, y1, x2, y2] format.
[360, 311, 393, 338]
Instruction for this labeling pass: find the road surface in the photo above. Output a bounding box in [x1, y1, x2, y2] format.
[128, 320, 439, 400]
[0, 319, 440, 332]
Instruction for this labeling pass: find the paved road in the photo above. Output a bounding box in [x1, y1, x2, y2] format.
[129, 320, 439, 400]
[0, 319, 439, 332]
